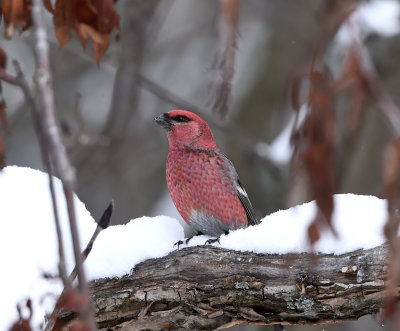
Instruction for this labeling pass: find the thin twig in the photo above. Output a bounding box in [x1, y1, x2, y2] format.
[31, 0, 75, 184]
[68, 200, 114, 282]
[0, 67, 19, 85]
[44, 201, 114, 331]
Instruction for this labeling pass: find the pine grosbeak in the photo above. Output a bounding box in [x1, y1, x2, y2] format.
[155, 110, 258, 237]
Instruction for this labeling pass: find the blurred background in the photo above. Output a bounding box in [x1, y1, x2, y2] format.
[1, 0, 399, 330]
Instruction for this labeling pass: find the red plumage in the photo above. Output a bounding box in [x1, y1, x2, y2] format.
[155, 110, 258, 237]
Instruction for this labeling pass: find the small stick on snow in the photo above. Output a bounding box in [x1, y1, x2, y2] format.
[44, 200, 113, 331]
[68, 200, 114, 283]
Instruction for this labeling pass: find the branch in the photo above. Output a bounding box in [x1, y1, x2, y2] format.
[30, 1, 95, 328]
[31, 1, 75, 185]
[60, 244, 391, 329]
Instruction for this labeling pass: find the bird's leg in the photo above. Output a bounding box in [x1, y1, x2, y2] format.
[185, 231, 204, 245]
[204, 230, 229, 245]
[204, 237, 220, 245]
[173, 240, 184, 250]
[173, 232, 204, 249]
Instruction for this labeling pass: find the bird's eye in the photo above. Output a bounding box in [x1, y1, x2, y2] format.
[173, 115, 191, 123]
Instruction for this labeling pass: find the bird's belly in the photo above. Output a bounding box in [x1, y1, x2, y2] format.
[188, 210, 238, 236]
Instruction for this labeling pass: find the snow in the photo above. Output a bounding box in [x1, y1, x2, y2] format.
[255, 104, 308, 165]
[0, 166, 392, 330]
[336, 0, 400, 45]
[0, 166, 183, 330]
[85, 216, 183, 280]
[0, 166, 97, 331]
[359, 0, 400, 37]
[187, 194, 387, 255]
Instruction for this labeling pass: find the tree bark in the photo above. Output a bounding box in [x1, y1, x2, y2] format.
[77, 244, 390, 330]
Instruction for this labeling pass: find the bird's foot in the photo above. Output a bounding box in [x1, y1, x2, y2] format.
[204, 231, 228, 245]
[205, 237, 220, 245]
[173, 232, 204, 249]
[173, 240, 184, 250]
[185, 236, 194, 245]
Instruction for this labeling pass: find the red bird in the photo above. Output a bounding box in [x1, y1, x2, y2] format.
[155, 110, 258, 237]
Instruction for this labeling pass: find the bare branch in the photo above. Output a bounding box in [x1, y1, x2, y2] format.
[58, 244, 391, 329]
[30, 1, 96, 329]
[31, 0, 75, 184]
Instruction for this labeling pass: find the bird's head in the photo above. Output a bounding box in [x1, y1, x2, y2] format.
[155, 110, 217, 150]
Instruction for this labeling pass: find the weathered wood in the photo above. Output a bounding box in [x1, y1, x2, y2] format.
[85, 244, 391, 330]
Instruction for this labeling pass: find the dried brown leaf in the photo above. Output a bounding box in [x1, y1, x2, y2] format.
[92, 31, 111, 65]
[0, 134, 4, 170]
[77, 0, 119, 34]
[0, 47, 6, 69]
[211, 0, 238, 119]
[52, 290, 91, 331]
[333, 46, 373, 130]
[43, 0, 55, 14]
[0, 102, 7, 130]
[383, 139, 400, 200]
[0, 47, 8, 130]
[383, 238, 400, 318]
[53, 0, 75, 46]
[383, 139, 400, 242]
[307, 222, 320, 245]
[75, 23, 88, 49]
[52, 0, 119, 63]
[1, 0, 32, 39]
[302, 71, 337, 240]
[57, 289, 89, 311]
[290, 73, 304, 112]
[80, 23, 111, 65]
[8, 299, 33, 331]
[323, 0, 357, 32]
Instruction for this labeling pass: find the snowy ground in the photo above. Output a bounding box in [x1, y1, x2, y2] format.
[0, 166, 391, 330]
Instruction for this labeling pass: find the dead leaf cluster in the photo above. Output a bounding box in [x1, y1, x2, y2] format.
[0, 0, 120, 64]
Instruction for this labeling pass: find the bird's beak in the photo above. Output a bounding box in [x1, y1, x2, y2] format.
[154, 113, 172, 131]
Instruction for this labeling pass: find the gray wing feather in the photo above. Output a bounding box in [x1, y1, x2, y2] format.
[217, 151, 260, 226]
[236, 179, 260, 226]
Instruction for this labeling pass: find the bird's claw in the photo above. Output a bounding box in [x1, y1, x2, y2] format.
[205, 238, 220, 245]
[173, 240, 184, 250]
[174, 232, 220, 248]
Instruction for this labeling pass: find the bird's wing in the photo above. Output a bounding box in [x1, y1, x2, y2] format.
[235, 179, 260, 226]
[218, 151, 260, 226]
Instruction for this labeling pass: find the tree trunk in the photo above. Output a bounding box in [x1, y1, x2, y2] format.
[74, 244, 390, 330]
